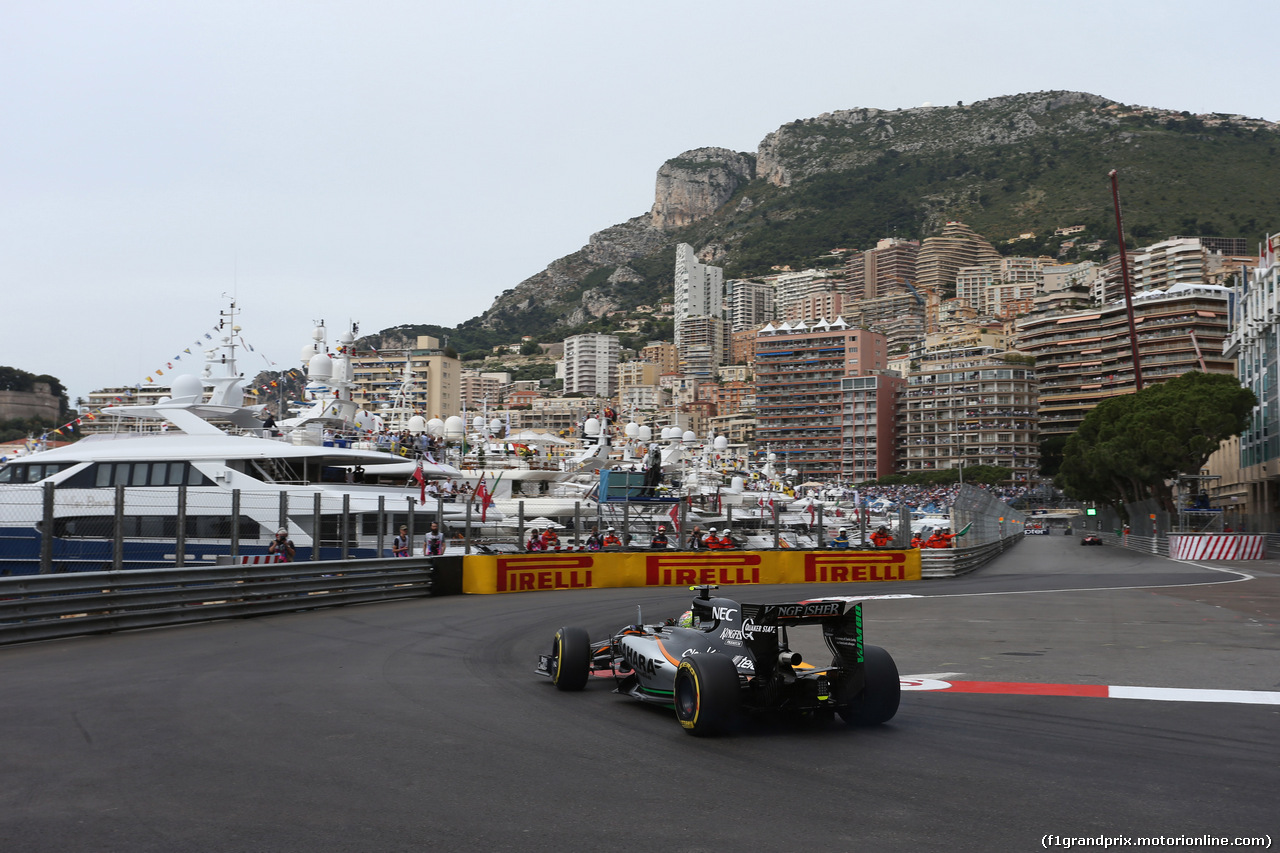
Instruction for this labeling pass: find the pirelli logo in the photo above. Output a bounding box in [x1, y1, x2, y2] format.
[804, 552, 910, 583]
[645, 554, 761, 587]
[496, 555, 593, 592]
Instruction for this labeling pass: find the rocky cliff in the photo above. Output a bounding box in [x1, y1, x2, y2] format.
[471, 90, 1280, 341]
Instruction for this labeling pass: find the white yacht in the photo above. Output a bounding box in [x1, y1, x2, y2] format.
[0, 304, 473, 575]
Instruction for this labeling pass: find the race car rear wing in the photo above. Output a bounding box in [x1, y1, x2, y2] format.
[739, 598, 864, 673]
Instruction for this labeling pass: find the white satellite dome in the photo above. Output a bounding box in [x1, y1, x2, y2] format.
[624, 422, 639, 438]
[682, 430, 697, 444]
[731, 476, 745, 492]
[489, 418, 503, 435]
[637, 425, 652, 442]
[168, 374, 204, 403]
[300, 343, 321, 362]
[308, 353, 333, 380]
[339, 330, 355, 345]
[354, 410, 380, 433]
[472, 415, 486, 432]
[408, 415, 427, 434]
[584, 417, 600, 437]
[313, 326, 326, 342]
[443, 416, 465, 439]
[427, 418, 445, 437]
[713, 435, 729, 451]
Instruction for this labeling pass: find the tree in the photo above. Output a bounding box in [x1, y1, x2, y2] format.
[519, 340, 541, 356]
[1056, 372, 1256, 510]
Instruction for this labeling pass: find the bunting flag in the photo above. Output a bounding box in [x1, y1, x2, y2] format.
[668, 501, 680, 530]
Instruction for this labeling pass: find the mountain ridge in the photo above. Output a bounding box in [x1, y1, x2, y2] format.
[392, 90, 1280, 352]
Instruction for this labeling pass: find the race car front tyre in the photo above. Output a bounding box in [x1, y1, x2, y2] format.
[552, 626, 591, 691]
[673, 654, 741, 736]
[838, 644, 901, 726]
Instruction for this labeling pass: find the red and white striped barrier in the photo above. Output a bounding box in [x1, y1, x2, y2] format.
[239, 554, 287, 565]
[1168, 534, 1265, 561]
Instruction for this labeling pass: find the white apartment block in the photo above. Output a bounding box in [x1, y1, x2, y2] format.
[674, 243, 726, 377]
[563, 333, 620, 397]
[725, 279, 775, 332]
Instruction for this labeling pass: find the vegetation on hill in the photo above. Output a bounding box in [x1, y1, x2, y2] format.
[0, 366, 71, 443]
[372, 94, 1280, 353]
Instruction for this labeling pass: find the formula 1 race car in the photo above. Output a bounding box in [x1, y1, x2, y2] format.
[536, 585, 900, 736]
[1081, 534, 1103, 546]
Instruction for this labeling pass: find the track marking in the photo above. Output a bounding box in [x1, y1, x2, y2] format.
[900, 675, 1280, 705]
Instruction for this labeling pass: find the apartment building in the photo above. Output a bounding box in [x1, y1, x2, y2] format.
[563, 333, 620, 397]
[844, 237, 920, 300]
[774, 269, 843, 320]
[1015, 283, 1233, 439]
[954, 257, 1045, 320]
[782, 290, 845, 324]
[674, 243, 725, 378]
[725, 279, 775, 332]
[350, 336, 460, 421]
[640, 341, 679, 375]
[754, 322, 893, 480]
[459, 370, 510, 409]
[898, 346, 1039, 482]
[916, 222, 1003, 329]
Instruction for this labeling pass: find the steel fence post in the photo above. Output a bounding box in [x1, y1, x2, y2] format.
[113, 484, 125, 571]
[312, 492, 322, 561]
[175, 484, 187, 568]
[231, 489, 240, 562]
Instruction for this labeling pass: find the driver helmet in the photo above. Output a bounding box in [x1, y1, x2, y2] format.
[677, 610, 693, 628]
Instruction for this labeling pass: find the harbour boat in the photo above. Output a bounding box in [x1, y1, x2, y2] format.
[0, 303, 478, 575]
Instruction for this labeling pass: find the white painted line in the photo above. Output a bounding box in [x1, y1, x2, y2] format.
[1109, 685, 1280, 705]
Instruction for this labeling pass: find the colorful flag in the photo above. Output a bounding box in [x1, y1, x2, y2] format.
[413, 460, 426, 504]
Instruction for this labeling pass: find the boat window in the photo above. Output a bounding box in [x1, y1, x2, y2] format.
[54, 515, 259, 539]
[62, 461, 214, 489]
[0, 463, 70, 484]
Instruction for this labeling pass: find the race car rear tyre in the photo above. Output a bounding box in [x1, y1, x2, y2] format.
[552, 626, 591, 691]
[673, 654, 741, 736]
[838, 644, 900, 726]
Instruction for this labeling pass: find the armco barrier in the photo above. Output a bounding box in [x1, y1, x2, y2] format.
[459, 548, 922, 594]
[919, 533, 1025, 579]
[0, 557, 434, 646]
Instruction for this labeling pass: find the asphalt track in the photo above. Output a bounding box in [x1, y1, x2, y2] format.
[2, 536, 1277, 852]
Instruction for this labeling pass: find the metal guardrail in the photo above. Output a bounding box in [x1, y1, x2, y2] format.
[0, 557, 439, 646]
[919, 533, 1025, 578]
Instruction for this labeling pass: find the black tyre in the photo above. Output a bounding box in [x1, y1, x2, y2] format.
[551, 626, 591, 691]
[838, 644, 901, 726]
[673, 654, 741, 736]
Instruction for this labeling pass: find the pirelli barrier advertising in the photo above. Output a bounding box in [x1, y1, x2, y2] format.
[460, 549, 922, 595]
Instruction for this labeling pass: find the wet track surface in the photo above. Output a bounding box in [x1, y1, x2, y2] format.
[2, 536, 1278, 851]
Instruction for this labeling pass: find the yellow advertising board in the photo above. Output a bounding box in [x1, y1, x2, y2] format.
[460, 549, 921, 595]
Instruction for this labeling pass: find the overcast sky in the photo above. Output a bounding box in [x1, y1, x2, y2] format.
[3, 0, 1276, 406]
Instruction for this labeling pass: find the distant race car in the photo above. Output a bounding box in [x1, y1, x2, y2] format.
[536, 585, 900, 736]
[1081, 534, 1104, 546]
